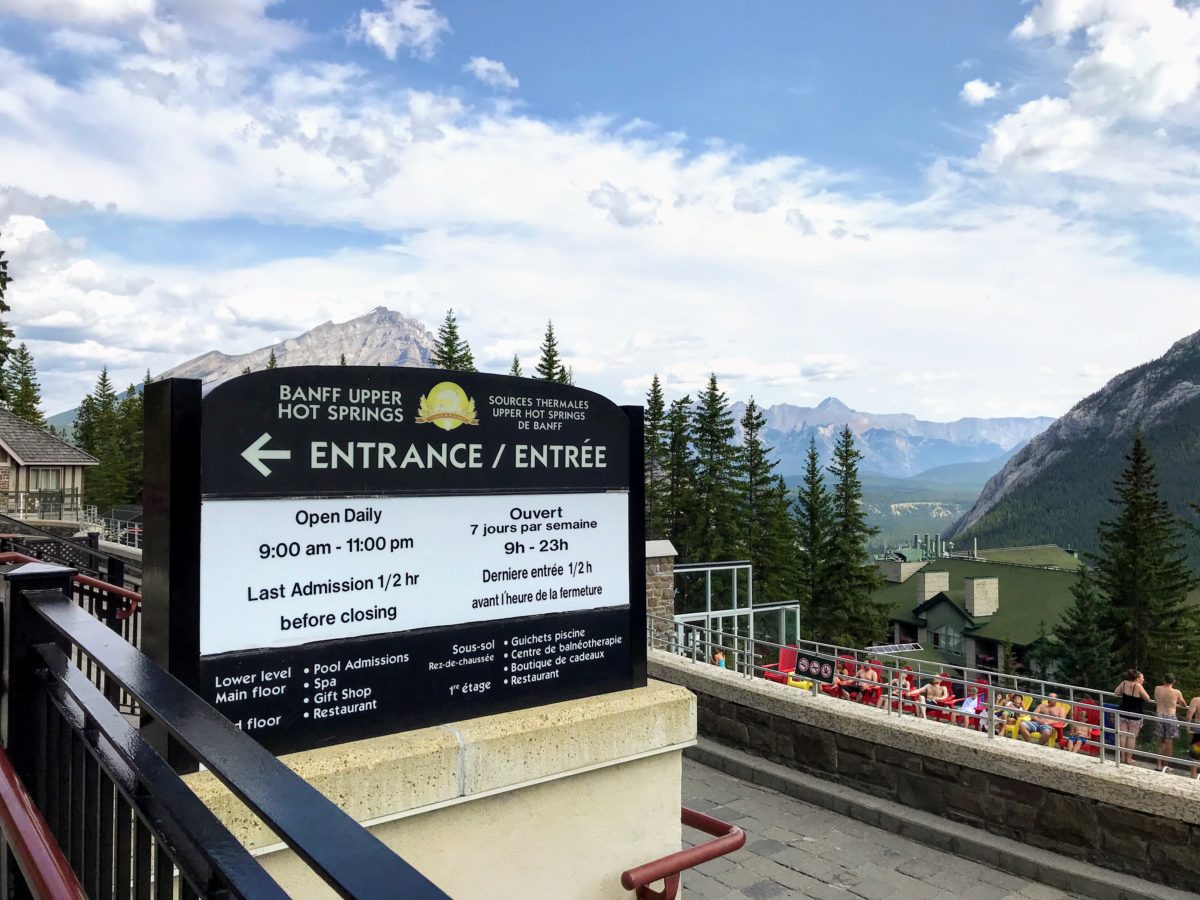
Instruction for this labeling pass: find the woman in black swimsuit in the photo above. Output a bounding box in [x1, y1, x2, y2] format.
[1114, 669, 1150, 764]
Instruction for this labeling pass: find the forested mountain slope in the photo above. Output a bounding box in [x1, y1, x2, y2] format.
[951, 331, 1200, 561]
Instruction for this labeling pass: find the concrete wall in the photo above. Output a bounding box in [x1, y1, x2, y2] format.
[649, 650, 1200, 891]
[188, 681, 696, 899]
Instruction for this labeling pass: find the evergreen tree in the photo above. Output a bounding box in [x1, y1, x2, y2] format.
[508, 355, 522, 377]
[535, 321, 570, 383]
[1090, 432, 1200, 681]
[689, 375, 740, 562]
[7, 344, 44, 427]
[1049, 566, 1116, 688]
[644, 375, 668, 539]
[736, 398, 797, 601]
[265, 349, 279, 369]
[0, 233, 13, 399]
[241, 366, 251, 375]
[820, 426, 886, 647]
[1026, 621, 1054, 680]
[795, 438, 832, 638]
[77, 369, 127, 513]
[664, 396, 696, 558]
[429, 309, 477, 371]
[339, 353, 347, 366]
[117, 382, 144, 504]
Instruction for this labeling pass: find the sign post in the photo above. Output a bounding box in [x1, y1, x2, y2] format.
[143, 368, 645, 757]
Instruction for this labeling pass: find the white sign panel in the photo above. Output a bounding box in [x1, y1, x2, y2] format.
[199, 492, 629, 655]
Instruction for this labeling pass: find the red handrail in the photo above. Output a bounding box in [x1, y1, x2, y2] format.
[0, 552, 141, 619]
[0, 746, 86, 900]
[620, 808, 745, 900]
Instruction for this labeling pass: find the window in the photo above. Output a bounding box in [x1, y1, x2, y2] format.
[29, 468, 62, 491]
[933, 624, 963, 657]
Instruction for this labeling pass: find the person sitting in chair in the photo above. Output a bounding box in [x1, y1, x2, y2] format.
[953, 684, 983, 728]
[1019, 693, 1068, 746]
[910, 676, 950, 719]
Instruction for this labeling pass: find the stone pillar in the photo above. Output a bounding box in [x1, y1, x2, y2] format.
[645, 540, 678, 649]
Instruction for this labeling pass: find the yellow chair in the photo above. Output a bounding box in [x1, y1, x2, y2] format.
[787, 677, 813, 690]
[1000, 695, 1034, 738]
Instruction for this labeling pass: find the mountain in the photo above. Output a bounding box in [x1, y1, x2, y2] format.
[48, 307, 437, 433]
[158, 306, 435, 383]
[950, 330, 1200, 560]
[737, 398, 1052, 479]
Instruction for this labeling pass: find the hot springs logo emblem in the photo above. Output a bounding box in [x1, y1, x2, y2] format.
[415, 382, 479, 431]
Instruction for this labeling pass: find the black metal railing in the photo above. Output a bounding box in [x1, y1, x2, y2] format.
[0, 513, 143, 591]
[2, 563, 449, 899]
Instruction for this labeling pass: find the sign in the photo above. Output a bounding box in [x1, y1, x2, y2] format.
[793, 651, 836, 684]
[143, 368, 645, 757]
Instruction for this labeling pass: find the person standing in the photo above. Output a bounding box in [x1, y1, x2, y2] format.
[1186, 694, 1200, 779]
[1114, 670, 1150, 765]
[1153, 674, 1187, 773]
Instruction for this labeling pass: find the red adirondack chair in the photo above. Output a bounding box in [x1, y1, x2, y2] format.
[763, 646, 798, 684]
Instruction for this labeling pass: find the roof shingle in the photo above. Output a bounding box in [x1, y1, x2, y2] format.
[0, 409, 97, 466]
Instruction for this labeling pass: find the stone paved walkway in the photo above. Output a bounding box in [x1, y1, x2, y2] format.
[681, 758, 1088, 900]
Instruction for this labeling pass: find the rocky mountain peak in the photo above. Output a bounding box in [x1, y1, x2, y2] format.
[158, 307, 436, 384]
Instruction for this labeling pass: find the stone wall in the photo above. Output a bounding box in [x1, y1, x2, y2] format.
[645, 540, 677, 647]
[649, 650, 1200, 891]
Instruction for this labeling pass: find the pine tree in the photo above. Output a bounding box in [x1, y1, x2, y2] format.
[430, 309, 477, 371]
[117, 382, 144, 504]
[508, 355, 522, 377]
[0, 233, 13, 400]
[241, 366, 251, 375]
[78, 369, 128, 513]
[1049, 566, 1116, 688]
[821, 426, 886, 648]
[535, 321, 570, 383]
[795, 438, 832, 638]
[736, 398, 797, 602]
[7, 344, 44, 427]
[339, 353, 347, 366]
[266, 349, 279, 369]
[644, 376, 668, 539]
[690, 375, 740, 562]
[1090, 432, 1200, 681]
[664, 396, 696, 559]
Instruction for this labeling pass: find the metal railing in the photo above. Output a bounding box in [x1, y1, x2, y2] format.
[2, 564, 449, 899]
[0, 489, 88, 522]
[651, 614, 1200, 777]
[98, 517, 142, 550]
[0, 512, 142, 590]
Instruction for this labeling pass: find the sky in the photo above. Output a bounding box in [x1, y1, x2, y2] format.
[2, 0, 1200, 420]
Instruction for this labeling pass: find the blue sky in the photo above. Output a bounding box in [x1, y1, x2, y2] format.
[2, 0, 1199, 418]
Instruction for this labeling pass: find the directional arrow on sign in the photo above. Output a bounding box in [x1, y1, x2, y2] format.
[242, 433, 292, 477]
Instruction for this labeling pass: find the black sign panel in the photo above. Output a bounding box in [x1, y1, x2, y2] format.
[200, 368, 629, 497]
[793, 651, 836, 684]
[143, 367, 645, 761]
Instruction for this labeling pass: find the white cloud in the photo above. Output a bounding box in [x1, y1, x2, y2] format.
[49, 29, 126, 55]
[732, 179, 781, 213]
[354, 0, 449, 61]
[587, 182, 661, 227]
[784, 208, 816, 235]
[0, 0, 153, 25]
[960, 79, 999, 106]
[980, 96, 1103, 173]
[463, 57, 518, 91]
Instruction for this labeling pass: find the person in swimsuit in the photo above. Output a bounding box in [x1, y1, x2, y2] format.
[1153, 674, 1187, 773]
[1114, 669, 1150, 765]
[1186, 694, 1200, 779]
[911, 676, 950, 719]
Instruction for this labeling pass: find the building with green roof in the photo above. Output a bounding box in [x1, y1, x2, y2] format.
[875, 557, 1079, 672]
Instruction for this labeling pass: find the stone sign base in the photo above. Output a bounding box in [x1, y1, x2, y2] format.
[186, 680, 696, 898]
